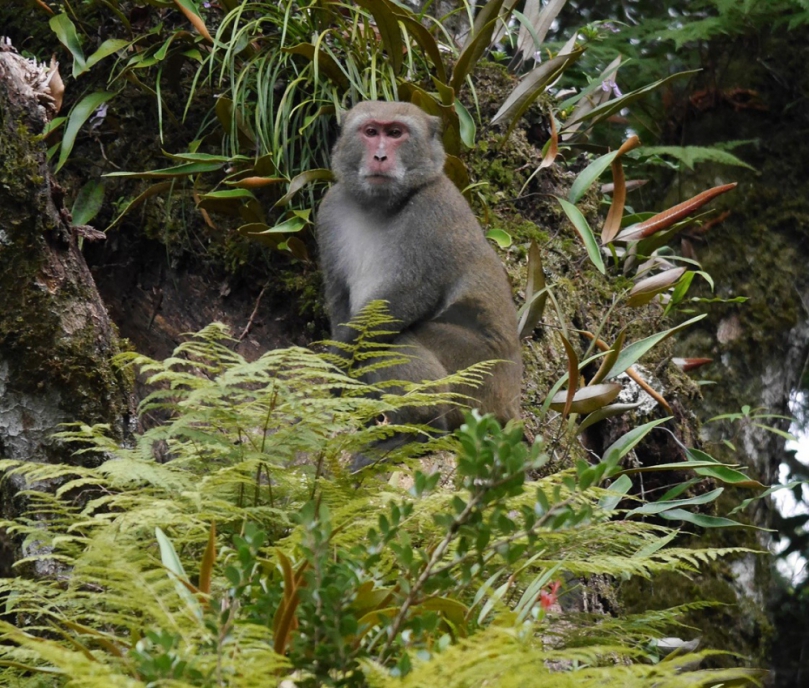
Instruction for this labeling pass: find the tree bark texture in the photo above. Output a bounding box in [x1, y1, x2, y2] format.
[0, 43, 132, 575]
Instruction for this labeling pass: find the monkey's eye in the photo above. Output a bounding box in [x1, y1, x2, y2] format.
[388, 128, 402, 138]
[364, 127, 378, 137]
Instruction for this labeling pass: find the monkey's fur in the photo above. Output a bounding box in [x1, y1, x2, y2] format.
[317, 102, 522, 457]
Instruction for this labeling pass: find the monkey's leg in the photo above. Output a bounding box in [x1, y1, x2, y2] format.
[352, 333, 455, 470]
[413, 321, 523, 426]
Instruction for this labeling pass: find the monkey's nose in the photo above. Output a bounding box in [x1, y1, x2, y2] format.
[374, 154, 387, 161]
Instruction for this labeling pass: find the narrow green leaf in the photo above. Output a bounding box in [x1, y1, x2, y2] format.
[636, 145, 756, 172]
[56, 92, 116, 173]
[155, 527, 202, 618]
[730, 480, 803, 515]
[199, 189, 257, 200]
[556, 197, 605, 274]
[105, 161, 223, 178]
[572, 69, 701, 130]
[105, 181, 173, 231]
[607, 314, 707, 379]
[590, 329, 626, 385]
[283, 43, 350, 88]
[686, 448, 765, 488]
[577, 401, 641, 434]
[354, 0, 404, 75]
[163, 151, 247, 163]
[398, 14, 447, 83]
[517, 240, 548, 338]
[491, 47, 582, 132]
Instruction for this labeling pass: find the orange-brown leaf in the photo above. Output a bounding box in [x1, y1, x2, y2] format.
[538, 112, 559, 170]
[602, 157, 626, 243]
[173, 0, 213, 42]
[621, 182, 737, 241]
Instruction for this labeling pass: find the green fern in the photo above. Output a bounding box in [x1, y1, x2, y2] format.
[0, 320, 762, 687]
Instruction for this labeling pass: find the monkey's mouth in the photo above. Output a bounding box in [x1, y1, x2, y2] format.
[364, 174, 393, 184]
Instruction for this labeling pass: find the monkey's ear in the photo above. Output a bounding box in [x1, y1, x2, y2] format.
[427, 115, 443, 140]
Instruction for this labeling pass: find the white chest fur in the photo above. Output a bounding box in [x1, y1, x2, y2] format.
[334, 206, 392, 315]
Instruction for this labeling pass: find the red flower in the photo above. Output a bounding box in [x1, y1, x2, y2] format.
[539, 580, 561, 610]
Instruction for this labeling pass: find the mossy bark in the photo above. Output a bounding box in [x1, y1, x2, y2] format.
[0, 46, 132, 575]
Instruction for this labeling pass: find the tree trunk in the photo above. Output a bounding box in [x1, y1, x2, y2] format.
[0, 43, 132, 576]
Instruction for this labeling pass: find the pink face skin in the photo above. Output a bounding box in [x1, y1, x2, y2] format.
[358, 119, 409, 183]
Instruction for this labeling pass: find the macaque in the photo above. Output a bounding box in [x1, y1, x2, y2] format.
[316, 101, 521, 461]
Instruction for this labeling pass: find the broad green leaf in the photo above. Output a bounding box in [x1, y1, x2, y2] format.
[602, 417, 671, 473]
[686, 448, 765, 488]
[71, 180, 105, 226]
[658, 509, 747, 528]
[275, 168, 333, 207]
[599, 474, 632, 511]
[241, 216, 307, 235]
[455, 99, 476, 148]
[556, 197, 605, 274]
[197, 189, 257, 215]
[105, 161, 223, 178]
[568, 150, 620, 204]
[82, 38, 130, 74]
[627, 487, 723, 516]
[607, 314, 707, 379]
[56, 92, 116, 173]
[49, 14, 86, 77]
[486, 228, 512, 248]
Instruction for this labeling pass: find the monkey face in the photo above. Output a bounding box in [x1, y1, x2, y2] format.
[357, 119, 409, 186]
[330, 101, 446, 206]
